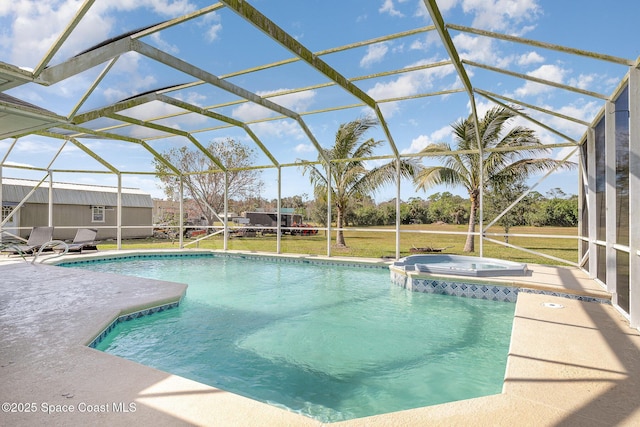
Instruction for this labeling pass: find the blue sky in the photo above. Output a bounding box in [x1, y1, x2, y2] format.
[1, 0, 638, 204]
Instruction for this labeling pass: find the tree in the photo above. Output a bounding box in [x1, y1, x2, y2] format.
[403, 197, 430, 224]
[539, 192, 578, 227]
[414, 106, 574, 252]
[427, 192, 468, 224]
[153, 139, 264, 225]
[485, 180, 530, 243]
[299, 116, 421, 247]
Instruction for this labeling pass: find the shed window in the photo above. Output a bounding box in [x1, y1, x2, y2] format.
[2, 205, 13, 221]
[92, 206, 105, 223]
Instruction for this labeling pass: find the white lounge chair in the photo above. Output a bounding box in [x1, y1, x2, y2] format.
[56, 228, 98, 253]
[1, 226, 54, 255]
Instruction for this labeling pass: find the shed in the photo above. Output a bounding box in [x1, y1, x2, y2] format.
[1, 178, 153, 240]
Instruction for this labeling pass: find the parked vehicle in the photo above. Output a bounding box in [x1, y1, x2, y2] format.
[237, 212, 317, 236]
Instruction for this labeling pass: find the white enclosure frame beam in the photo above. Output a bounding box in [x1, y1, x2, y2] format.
[117, 174, 122, 250]
[424, 0, 485, 256]
[276, 167, 282, 253]
[587, 128, 598, 278]
[628, 67, 640, 329]
[326, 165, 332, 257]
[605, 100, 617, 295]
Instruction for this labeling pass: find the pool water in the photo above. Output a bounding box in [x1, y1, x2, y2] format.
[68, 255, 515, 422]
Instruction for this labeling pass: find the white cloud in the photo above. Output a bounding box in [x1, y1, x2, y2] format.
[199, 11, 223, 42]
[554, 145, 580, 164]
[367, 60, 456, 117]
[249, 120, 305, 140]
[102, 52, 158, 103]
[118, 100, 209, 130]
[120, 174, 166, 198]
[4, 1, 112, 68]
[536, 100, 600, 140]
[294, 143, 316, 154]
[93, 0, 196, 16]
[180, 91, 208, 108]
[12, 137, 66, 155]
[512, 64, 568, 98]
[232, 90, 316, 122]
[379, 0, 404, 17]
[473, 99, 502, 120]
[517, 51, 545, 66]
[454, 33, 498, 64]
[2, 0, 198, 68]
[410, 37, 428, 51]
[568, 74, 597, 91]
[462, 0, 541, 33]
[2, 160, 36, 168]
[150, 33, 180, 55]
[269, 90, 316, 112]
[437, 0, 462, 13]
[206, 23, 223, 42]
[232, 102, 274, 122]
[231, 91, 316, 140]
[402, 125, 452, 154]
[360, 43, 389, 68]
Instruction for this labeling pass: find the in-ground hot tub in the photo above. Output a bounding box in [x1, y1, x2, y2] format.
[393, 254, 528, 277]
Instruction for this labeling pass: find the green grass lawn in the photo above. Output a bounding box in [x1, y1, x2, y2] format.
[98, 223, 579, 266]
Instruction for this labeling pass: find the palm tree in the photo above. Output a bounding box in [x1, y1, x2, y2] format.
[414, 106, 574, 252]
[299, 116, 420, 247]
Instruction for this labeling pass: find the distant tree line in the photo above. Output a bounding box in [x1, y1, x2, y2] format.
[299, 189, 577, 230]
[163, 187, 577, 233]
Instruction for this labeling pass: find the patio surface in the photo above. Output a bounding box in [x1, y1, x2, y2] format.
[1, 250, 639, 426]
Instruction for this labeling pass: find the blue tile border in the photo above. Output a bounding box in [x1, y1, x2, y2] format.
[223, 253, 389, 269]
[391, 270, 611, 304]
[518, 287, 611, 305]
[414, 278, 518, 302]
[88, 300, 181, 349]
[57, 252, 215, 267]
[58, 252, 389, 270]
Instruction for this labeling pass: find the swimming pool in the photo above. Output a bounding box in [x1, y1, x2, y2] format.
[64, 254, 515, 422]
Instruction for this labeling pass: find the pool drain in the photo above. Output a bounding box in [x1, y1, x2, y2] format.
[542, 302, 564, 309]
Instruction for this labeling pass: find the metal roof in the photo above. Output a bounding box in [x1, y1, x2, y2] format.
[2, 178, 153, 208]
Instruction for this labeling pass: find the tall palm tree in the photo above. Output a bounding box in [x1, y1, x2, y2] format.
[414, 106, 574, 252]
[300, 116, 420, 247]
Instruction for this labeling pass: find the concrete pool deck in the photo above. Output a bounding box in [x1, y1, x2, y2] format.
[1, 250, 639, 426]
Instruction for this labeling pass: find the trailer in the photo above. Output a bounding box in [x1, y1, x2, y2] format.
[233, 211, 316, 236]
[245, 211, 302, 231]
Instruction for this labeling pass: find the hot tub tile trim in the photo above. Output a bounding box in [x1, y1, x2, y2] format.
[391, 270, 611, 304]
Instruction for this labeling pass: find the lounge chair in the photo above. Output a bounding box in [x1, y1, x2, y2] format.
[56, 228, 98, 253]
[1, 226, 54, 256]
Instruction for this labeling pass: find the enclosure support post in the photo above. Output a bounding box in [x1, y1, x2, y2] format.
[628, 67, 640, 329]
[326, 163, 332, 257]
[224, 171, 229, 251]
[117, 173, 122, 250]
[0, 165, 3, 243]
[395, 158, 401, 260]
[179, 176, 184, 248]
[578, 143, 587, 265]
[277, 166, 282, 254]
[604, 100, 617, 294]
[48, 171, 54, 228]
[587, 127, 597, 278]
